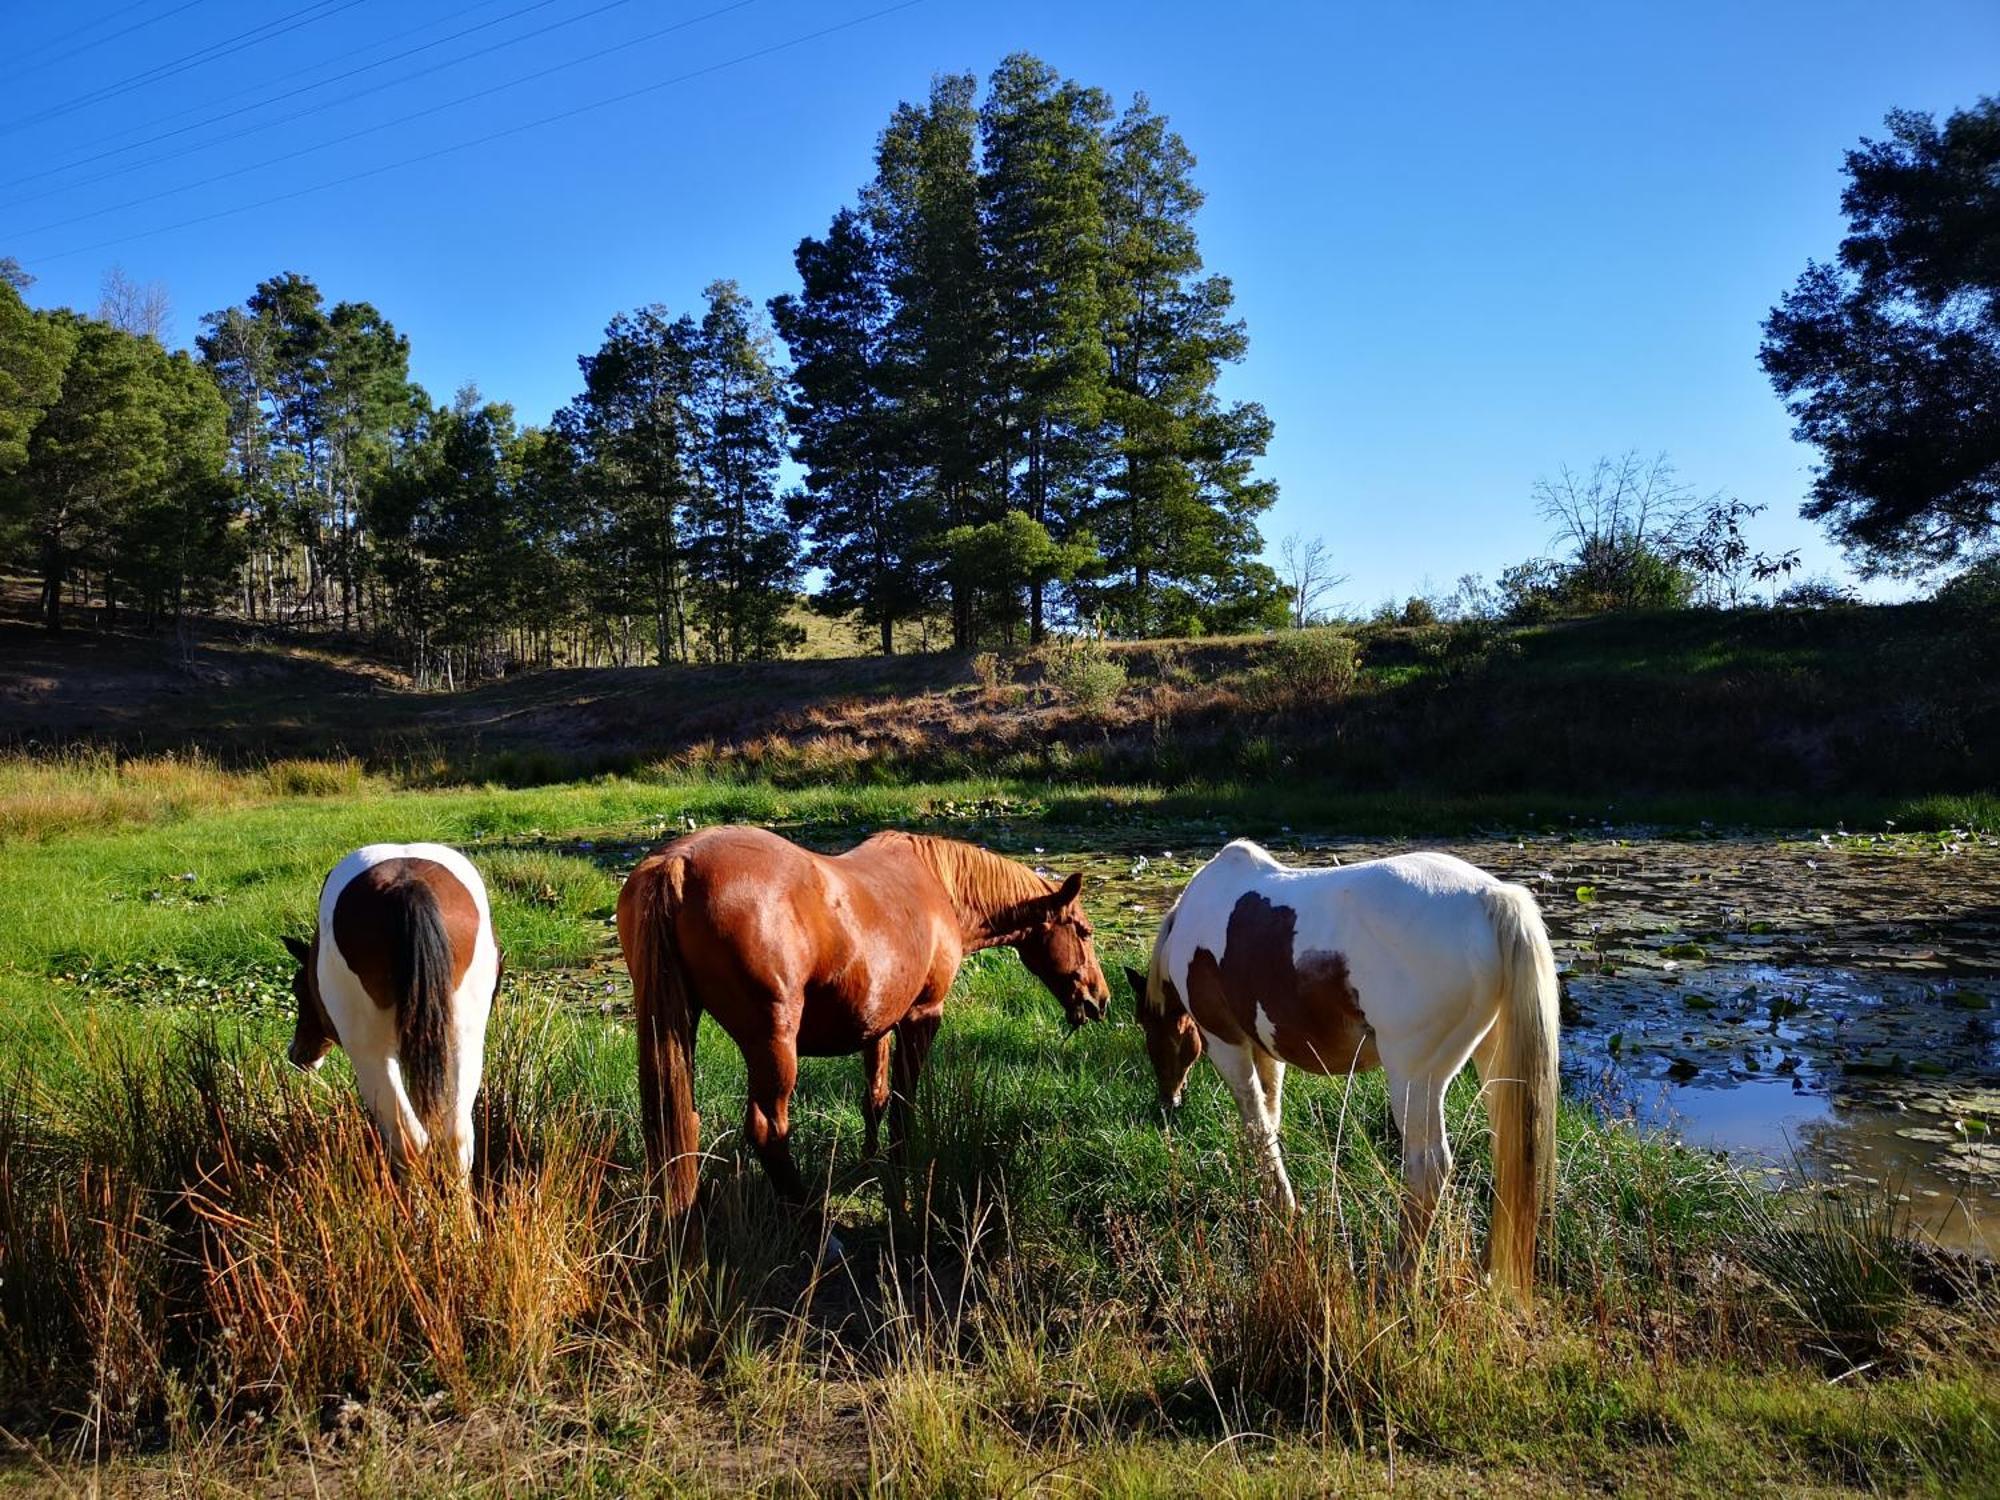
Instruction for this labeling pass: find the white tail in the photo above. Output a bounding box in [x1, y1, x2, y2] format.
[1479, 882, 1561, 1305]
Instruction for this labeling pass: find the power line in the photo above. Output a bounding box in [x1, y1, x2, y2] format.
[10, 0, 759, 239]
[4, 0, 650, 206]
[0, 0, 367, 139]
[3, 0, 552, 192]
[50, 0, 509, 158]
[0, 1, 207, 87]
[22, 0, 926, 268]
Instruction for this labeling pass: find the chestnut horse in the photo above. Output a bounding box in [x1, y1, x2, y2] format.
[282, 843, 502, 1177]
[1127, 840, 1559, 1304]
[617, 827, 1110, 1224]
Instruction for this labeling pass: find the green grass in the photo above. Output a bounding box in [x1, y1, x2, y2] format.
[0, 762, 1995, 1494]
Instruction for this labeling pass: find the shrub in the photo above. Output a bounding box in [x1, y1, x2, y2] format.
[1047, 637, 1127, 713]
[1414, 618, 1519, 680]
[970, 651, 1009, 699]
[1933, 556, 2000, 613]
[1776, 576, 1860, 610]
[1260, 628, 1360, 703]
[1399, 595, 1439, 628]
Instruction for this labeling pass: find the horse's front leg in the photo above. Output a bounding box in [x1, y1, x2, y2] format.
[888, 1006, 942, 1159]
[1251, 1050, 1297, 1213]
[1213, 1039, 1294, 1214]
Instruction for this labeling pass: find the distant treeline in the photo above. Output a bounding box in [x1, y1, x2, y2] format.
[0, 54, 1283, 682]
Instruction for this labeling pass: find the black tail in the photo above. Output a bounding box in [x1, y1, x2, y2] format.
[387, 880, 456, 1134]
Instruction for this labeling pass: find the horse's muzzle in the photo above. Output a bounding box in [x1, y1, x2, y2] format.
[1066, 992, 1108, 1028]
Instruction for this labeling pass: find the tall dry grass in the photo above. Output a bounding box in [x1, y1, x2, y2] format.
[0, 748, 368, 842]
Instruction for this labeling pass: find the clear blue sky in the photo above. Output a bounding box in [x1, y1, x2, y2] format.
[6, 0, 1997, 605]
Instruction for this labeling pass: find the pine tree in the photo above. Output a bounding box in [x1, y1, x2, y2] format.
[684, 281, 799, 662]
[979, 54, 1113, 641]
[560, 306, 702, 664]
[197, 275, 413, 630]
[0, 279, 73, 478]
[1, 315, 230, 631]
[104, 348, 239, 629]
[771, 208, 925, 654]
[868, 72, 997, 647]
[1089, 94, 1283, 635]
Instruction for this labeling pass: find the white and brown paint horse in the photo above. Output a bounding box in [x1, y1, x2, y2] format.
[282, 843, 502, 1176]
[1127, 840, 1560, 1303]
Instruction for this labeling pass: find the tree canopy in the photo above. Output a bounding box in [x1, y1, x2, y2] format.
[1761, 98, 2000, 575]
[0, 53, 1285, 672]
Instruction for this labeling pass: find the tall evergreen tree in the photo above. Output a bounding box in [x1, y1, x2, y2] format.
[197, 274, 412, 628]
[561, 306, 702, 664]
[684, 281, 800, 662]
[0, 278, 73, 477]
[868, 72, 997, 647]
[1088, 94, 1283, 635]
[979, 54, 1113, 641]
[103, 348, 239, 629]
[1, 315, 230, 630]
[772, 208, 923, 654]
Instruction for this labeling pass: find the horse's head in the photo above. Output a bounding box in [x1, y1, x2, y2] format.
[280, 931, 337, 1071]
[1125, 955, 1202, 1114]
[1014, 872, 1110, 1028]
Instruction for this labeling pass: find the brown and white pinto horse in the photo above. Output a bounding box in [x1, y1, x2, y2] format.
[283, 843, 502, 1177]
[618, 827, 1110, 1229]
[1128, 840, 1560, 1304]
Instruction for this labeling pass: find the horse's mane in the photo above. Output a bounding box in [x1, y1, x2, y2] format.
[886, 833, 1061, 939]
[1140, 904, 1179, 1015]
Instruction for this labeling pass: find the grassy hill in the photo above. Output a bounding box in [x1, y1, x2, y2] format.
[5, 601, 1993, 806]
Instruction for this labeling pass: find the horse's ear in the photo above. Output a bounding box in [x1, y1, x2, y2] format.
[281, 933, 311, 965]
[1054, 871, 1084, 909]
[1123, 965, 1149, 1007]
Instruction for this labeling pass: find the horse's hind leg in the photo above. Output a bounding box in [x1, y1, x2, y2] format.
[743, 1039, 808, 1205]
[1385, 1068, 1450, 1274]
[860, 1034, 892, 1157]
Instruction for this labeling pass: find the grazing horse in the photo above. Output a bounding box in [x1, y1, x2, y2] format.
[617, 827, 1110, 1224]
[282, 843, 502, 1177]
[1126, 840, 1559, 1304]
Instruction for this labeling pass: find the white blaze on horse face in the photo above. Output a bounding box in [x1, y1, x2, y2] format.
[315, 842, 499, 1172]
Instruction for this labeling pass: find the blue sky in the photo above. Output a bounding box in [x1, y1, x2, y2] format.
[6, 0, 1997, 606]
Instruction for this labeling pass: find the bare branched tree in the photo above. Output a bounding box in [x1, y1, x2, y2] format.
[1533, 450, 1695, 555]
[1277, 531, 1347, 628]
[98, 265, 172, 342]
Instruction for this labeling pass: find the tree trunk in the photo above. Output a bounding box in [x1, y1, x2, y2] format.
[40, 539, 63, 633]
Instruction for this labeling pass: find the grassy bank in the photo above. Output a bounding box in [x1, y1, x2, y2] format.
[7, 602, 1998, 803]
[0, 765, 1995, 1493]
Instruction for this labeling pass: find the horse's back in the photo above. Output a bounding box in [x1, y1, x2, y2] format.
[314, 843, 499, 1159]
[319, 844, 494, 1004]
[1168, 842, 1513, 1067]
[622, 826, 956, 1047]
